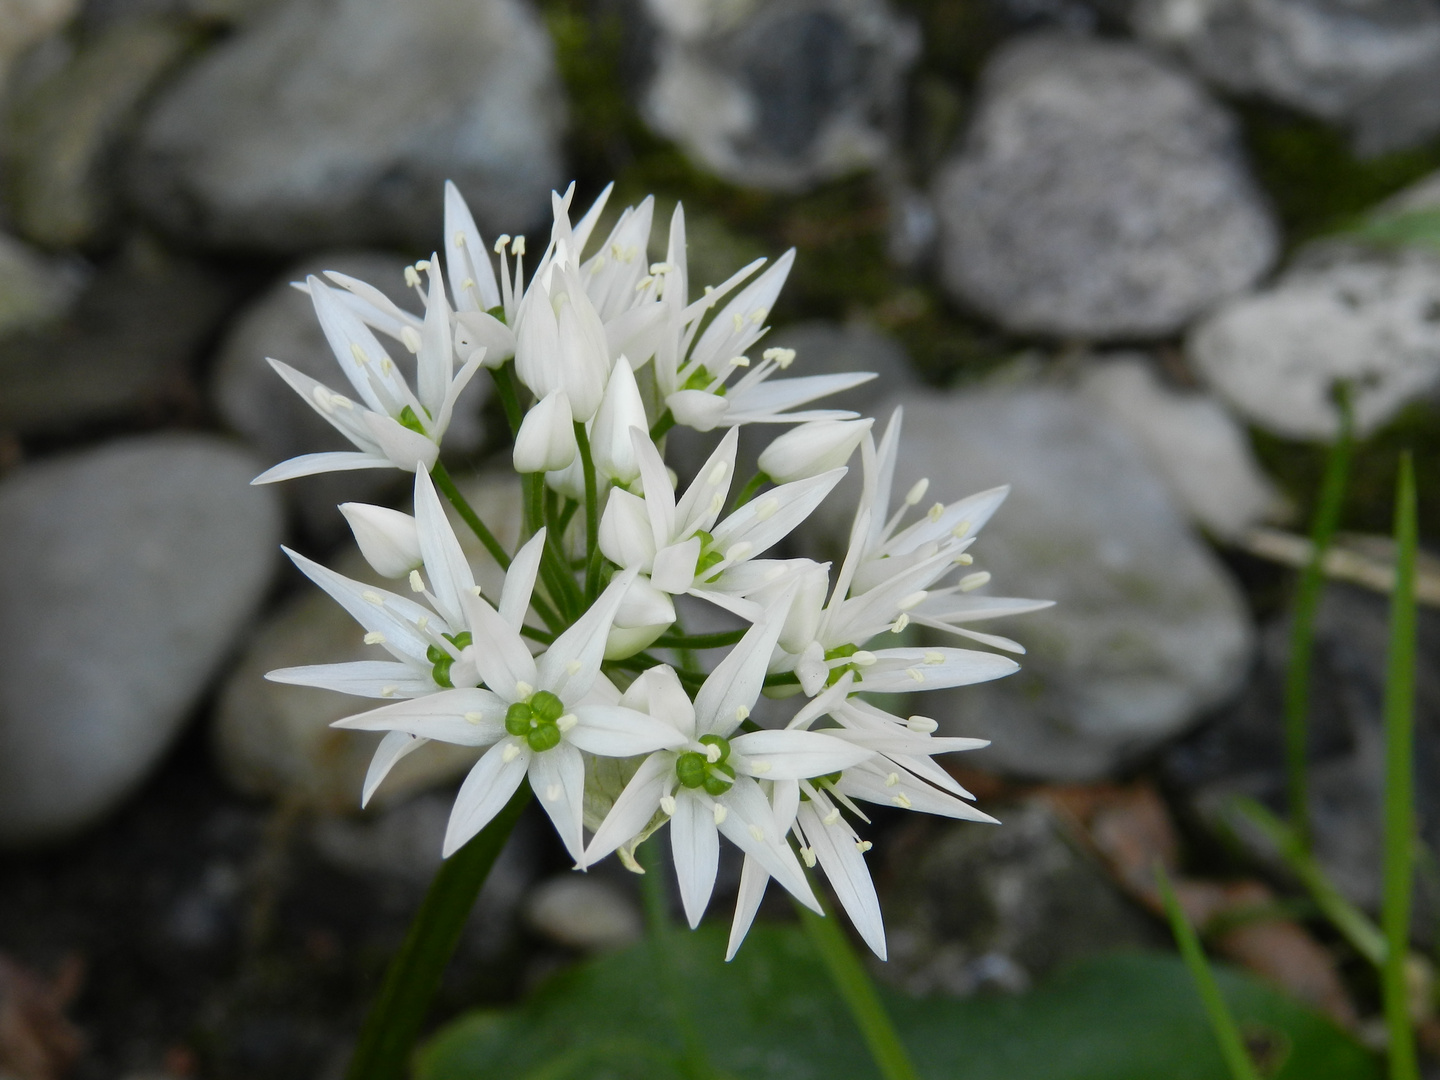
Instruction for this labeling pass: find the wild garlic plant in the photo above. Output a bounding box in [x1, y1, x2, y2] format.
[255, 180, 1049, 962]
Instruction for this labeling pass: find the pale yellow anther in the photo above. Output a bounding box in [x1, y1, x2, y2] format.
[454, 231, 467, 248]
[707, 460, 729, 485]
[311, 386, 334, 413]
[954, 519, 972, 539]
[378, 356, 392, 376]
[724, 541, 753, 562]
[890, 613, 911, 634]
[954, 553, 974, 565]
[884, 772, 900, 787]
[380, 685, 398, 698]
[856, 840, 873, 854]
[822, 808, 842, 826]
[905, 478, 930, 506]
[557, 714, 578, 733]
[748, 824, 765, 841]
[511, 236, 526, 256]
[515, 681, 534, 699]
[750, 308, 766, 324]
[927, 502, 945, 523]
[732, 312, 745, 332]
[729, 355, 750, 368]
[635, 276, 654, 292]
[852, 651, 876, 666]
[906, 715, 938, 733]
[364, 631, 385, 645]
[404, 266, 421, 287]
[471, 586, 484, 596]
[800, 846, 817, 868]
[893, 793, 913, 809]
[715, 805, 731, 826]
[415, 260, 431, 272]
[899, 590, 927, 611]
[906, 667, 925, 683]
[401, 326, 422, 354]
[464, 711, 485, 724]
[925, 651, 945, 665]
[567, 659, 582, 675]
[735, 705, 750, 722]
[660, 795, 677, 816]
[502, 742, 522, 762]
[959, 571, 991, 593]
[762, 347, 795, 369]
[755, 497, 779, 522]
[351, 343, 370, 366]
[416, 615, 430, 630]
[546, 784, 562, 801]
[409, 570, 425, 593]
[649, 262, 673, 274]
[708, 493, 724, 516]
[705, 743, 723, 763]
[751, 761, 772, 774]
[493, 234, 511, 254]
[362, 591, 384, 605]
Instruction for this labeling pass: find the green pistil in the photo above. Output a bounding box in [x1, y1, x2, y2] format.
[681, 366, 712, 392]
[486, 304, 507, 325]
[503, 689, 565, 752]
[398, 404, 429, 436]
[824, 643, 861, 688]
[427, 631, 472, 688]
[676, 735, 735, 795]
[692, 529, 725, 582]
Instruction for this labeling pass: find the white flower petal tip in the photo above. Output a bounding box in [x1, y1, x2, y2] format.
[340, 503, 422, 578]
[758, 419, 873, 483]
[514, 390, 577, 473]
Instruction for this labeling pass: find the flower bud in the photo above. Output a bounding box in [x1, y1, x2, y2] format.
[339, 503, 422, 578]
[591, 358, 650, 484]
[757, 418, 872, 484]
[604, 575, 676, 660]
[514, 262, 611, 421]
[513, 391, 577, 474]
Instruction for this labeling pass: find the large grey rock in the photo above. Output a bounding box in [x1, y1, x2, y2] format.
[0, 435, 282, 846]
[1121, 0, 1440, 155]
[1189, 242, 1440, 441]
[893, 387, 1254, 780]
[0, 0, 79, 85]
[211, 250, 486, 537]
[1078, 355, 1286, 539]
[212, 472, 520, 810]
[4, 17, 195, 248]
[640, 0, 918, 192]
[523, 875, 643, 951]
[1165, 585, 1440, 939]
[129, 0, 566, 252]
[0, 232, 84, 339]
[881, 801, 1163, 995]
[0, 238, 235, 433]
[934, 34, 1277, 340]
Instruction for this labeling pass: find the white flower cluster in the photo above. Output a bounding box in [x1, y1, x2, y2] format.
[257, 182, 1049, 958]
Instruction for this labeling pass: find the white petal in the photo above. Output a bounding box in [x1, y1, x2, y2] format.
[417, 256, 454, 419]
[632, 428, 677, 549]
[584, 752, 674, 866]
[798, 802, 886, 959]
[500, 530, 546, 632]
[651, 538, 700, 594]
[514, 391, 577, 474]
[444, 743, 530, 856]
[361, 412, 438, 473]
[598, 487, 658, 570]
[530, 743, 587, 862]
[332, 688, 508, 744]
[618, 665, 696, 739]
[731, 729, 873, 780]
[283, 547, 438, 662]
[714, 777, 817, 911]
[569, 704, 689, 756]
[726, 855, 770, 961]
[266, 661, 432, 698]
[671, 792, 720, 928]
[340, 503, 422, 579]
[413, 468, 476, 626]
[362, 731, 425, 807]
[590, 358, 648, 484]
[725, 372, 875, 418]
[711, 468, 846, 558]
[459, 590, 538, 699]
[674, 427, 739, 536]
[253, 451, 390, 484]
[856, 647, 1019, 694]
[444, 180, 501, 312]
[693, 584, 796, 736]
[537, 568, 638, 700]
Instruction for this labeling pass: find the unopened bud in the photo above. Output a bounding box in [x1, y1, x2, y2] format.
[513, 391, 577, 474]
[756, 418, 872, 484]
[340, 503, 422, 579]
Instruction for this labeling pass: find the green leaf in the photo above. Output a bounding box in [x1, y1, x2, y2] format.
[1341, 208, 1440, 251]
[415, 926, 1380, 1080]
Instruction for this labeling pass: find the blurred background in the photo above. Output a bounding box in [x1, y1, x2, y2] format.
[1, 0, 1439, 1076]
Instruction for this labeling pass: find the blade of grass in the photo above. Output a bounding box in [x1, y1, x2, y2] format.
[796, 897, 920, 1080]
[1155, 864, 1262, 1080]
[345, 784, 530, 1080]
[1381, 453, 1420, 1080]
[1229, 796, 1386, 966]
[1285, 383, 1354, 849]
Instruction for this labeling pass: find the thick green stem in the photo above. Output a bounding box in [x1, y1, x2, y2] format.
[1382, 454, 1420, 1080]
[490, 363, 525, 436]
[344, 785, 531, 1080]
[1284, 385, 1353, 850]
[574, 421, 602, 602]
[1156, 865, 1262, 1080]
[796, 899, 919, 1080]
[650, 409, 676, 441]
[430, 461, 509, 571]
[653, 629, 748, 650]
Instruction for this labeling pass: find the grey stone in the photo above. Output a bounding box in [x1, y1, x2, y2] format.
[524, 875, 644, 951]
[640, 0, 918, 192]
[1164, 585, 1440, 938]
[890, 387, 1254, 780]
[1121, 0, 1440, 154]
[0, 434, 282, 846]
[934, 34, 1277, 340]
[0, 237, 236, 433]
[128, 0, 566, 252]
[1189, 241, 1440, 441]
[1077, 354, 1287, 539]
[4, 17, 195, 248]
[212, 471, 521, 810]
[211, 250, 486, 537]
[0, 232, 85, 339]
[881, 801, 1163, 996]
[0, 0, 79, 85]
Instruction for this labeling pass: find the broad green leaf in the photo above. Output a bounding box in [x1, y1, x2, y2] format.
[416, 926, 1379, 1080]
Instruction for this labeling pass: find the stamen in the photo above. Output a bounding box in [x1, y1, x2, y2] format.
[906, 667, 925, 683]
[748, 824, 764, 841]
[546, 784, 561, 801]
[409, 570, 424, 593]
[855, 840, 873, 853]
[567, 659, 582, 675]
[890, 613, 910, 634]
[925, 651, 946, 665]
[852, 651, 876, 666]
[364, 631, 385, 645]
[905, 478, 930, 506]
[959, 571, 991, 592]
[493, 234, 510, 254]
[511, 236, 526, 256]
[351, 343, 370, 366]
[954, 553, 974, 565]
[754, 497, 778, 522]
[454, 231, 467, 248]
[927, 502, 945, 523]
[731, 312, 745, 332]
[822, 808, 842, 826]
[660, 795, 677, 816]
[800, 846, 817, 867]
[714, 805, 729, 825]
[708, 493, 724, 516]
[762, 347, 795, 369]
[892, 793, 913, 809]
[400, 326, 422, 355]
[724, 541, 752, 562]
[464, 712, 485, 724]
[514, 681, 534, 699]
[734, 705, 750, 723]
[502, 742, 522, 762]
[404, 266, 421, 287]
[362, 591, 384, 605]
[556, 714, 577, 732]
[380, 685, 398, 697]
[729, 355, 749, 368]
[705, 743, 722, 763]
[751, 762, 772, 774]
[954, 519, 973, 539]
[884, 773, 900, 787]
[707, 460, 728, 485]
[906, 715, 938, 734]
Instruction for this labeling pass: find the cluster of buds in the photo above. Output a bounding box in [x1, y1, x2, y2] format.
[257, 181, 1048, 958]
